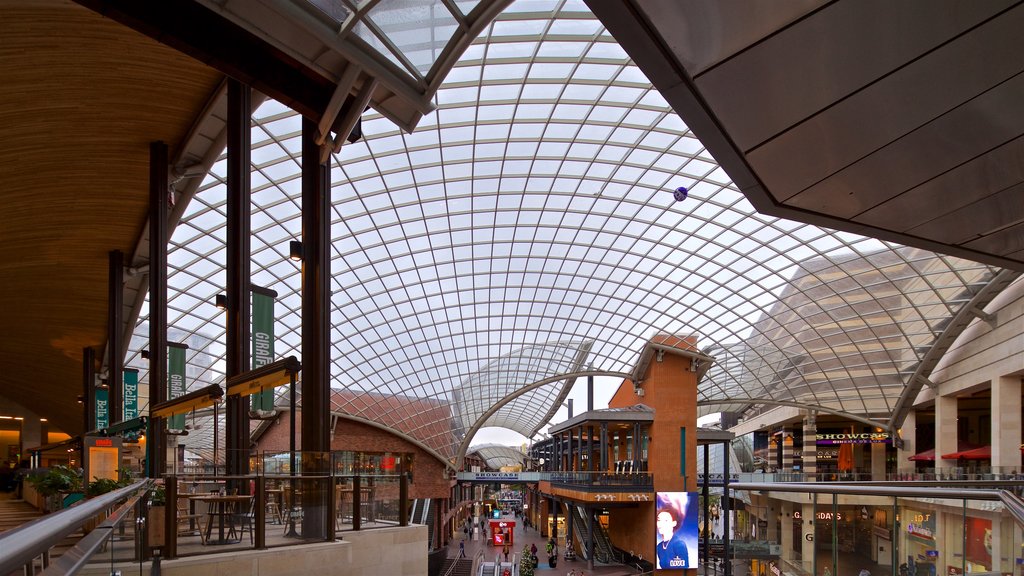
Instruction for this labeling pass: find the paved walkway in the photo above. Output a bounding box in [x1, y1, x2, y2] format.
[447, 513, 642, 576]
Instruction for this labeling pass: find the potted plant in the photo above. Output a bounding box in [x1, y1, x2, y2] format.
[25, 465, 83, 513]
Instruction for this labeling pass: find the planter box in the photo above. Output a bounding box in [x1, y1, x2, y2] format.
[148, 506, 166, 547]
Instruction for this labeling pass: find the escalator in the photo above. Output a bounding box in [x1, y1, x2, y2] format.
[567, 504, 615, 564]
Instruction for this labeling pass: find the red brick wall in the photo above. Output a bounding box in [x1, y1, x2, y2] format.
[254, 411, 452, 499]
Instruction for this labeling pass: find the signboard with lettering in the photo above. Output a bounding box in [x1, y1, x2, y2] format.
[251, 289, 276, 413]
[95, 387, 109, 430]
[123, 369, 139, 420]
[167, 343, 187, 430]
[816, 432, 891, 445]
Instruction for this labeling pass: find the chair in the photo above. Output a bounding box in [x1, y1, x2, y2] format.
[176, 495, 205, 544]
[282, 488, 304, 535]
[229, 495, 256, 545]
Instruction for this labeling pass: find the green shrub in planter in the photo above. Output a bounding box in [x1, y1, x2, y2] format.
[27, 465, 83, 497]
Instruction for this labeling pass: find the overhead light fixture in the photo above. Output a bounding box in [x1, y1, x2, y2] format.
[141, 349, 150, 360]
[226, 355, 302, 397]
[151, 384, 224, 418]
[215, 294, 228, 310]
[289, 240, 303, 262]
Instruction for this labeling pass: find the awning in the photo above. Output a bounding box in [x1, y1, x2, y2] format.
[908, 441, 983, 461]
[941, 445, 991, 460]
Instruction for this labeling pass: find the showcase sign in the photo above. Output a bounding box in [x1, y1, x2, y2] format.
[816, 432, 891, 445]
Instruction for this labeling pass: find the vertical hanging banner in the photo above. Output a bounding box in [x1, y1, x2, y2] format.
[251, 287, 278, 414]
[167, 342, 188, 430]
[123, 368, 139, 420]
[95, 387, 109, 430]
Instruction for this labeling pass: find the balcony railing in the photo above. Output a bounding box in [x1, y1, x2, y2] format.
[548, 470, 653, 490]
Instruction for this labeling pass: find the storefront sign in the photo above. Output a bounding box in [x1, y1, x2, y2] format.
[816, 432, 891, 445]
[793, 511, 844, 521]
[476, 472, 520, 480]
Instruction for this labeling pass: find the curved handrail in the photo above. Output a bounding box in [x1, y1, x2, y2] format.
[441, 547, 466, 576]
[0, 479, 152, 576]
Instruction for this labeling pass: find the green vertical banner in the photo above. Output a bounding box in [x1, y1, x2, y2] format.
[123, 369, 139, 420]
[168, 343, 187, 430]
[251, 288, 276, 413]
[95, 388, 109, 430]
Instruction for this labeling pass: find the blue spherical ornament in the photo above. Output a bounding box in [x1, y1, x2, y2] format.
[673, 186, 688, 202]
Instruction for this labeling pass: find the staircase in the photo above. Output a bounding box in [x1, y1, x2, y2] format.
[0, 497, 42, 533]
[439, 557, 473, 576]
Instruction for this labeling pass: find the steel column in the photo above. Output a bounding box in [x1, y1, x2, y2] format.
[225, 78, 252, 485]
[301, 117, 331, 538]
[148, 141, 169, 478]
[107, 250, 124, 426]
[82, 347, 95, 433]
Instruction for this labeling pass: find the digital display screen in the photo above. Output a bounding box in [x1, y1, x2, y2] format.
[655, 492, 698, 570]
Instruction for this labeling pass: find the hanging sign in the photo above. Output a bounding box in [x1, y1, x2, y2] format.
[95, 387, 109, 430]
[250, 287, 277, 413]
[167, 343, 188, 430]
[123, 369, 139, 420]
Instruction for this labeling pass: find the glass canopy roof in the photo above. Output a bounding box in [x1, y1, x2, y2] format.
[126, 0, 1001, 467]
[300, 0, 492, 80]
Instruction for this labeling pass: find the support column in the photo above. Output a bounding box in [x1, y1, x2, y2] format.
[300, 117, 331, 538]
[587, 425, 594, 472]
[871, 438, 887, 480]
[935, 394, 958, 470]
[766, 502, 779, 544]
[225, 78, 252, 485]
[723, 440, 732, 576]
[992, 376, 1022, 470]
[587, 506, 594, 571]
[780, 501, 794, 564]
[599, 422, 608, 472]
[82, 347, 96, 435]
[633, 422, 640, 470]
[897, 410, 917, 474]
[802, 413, 817, 481]
[702, 445, 710, 564]
[781, 429, 795, 471]
[801, 502, 815, 574]
[107, 249, 123, 426]
[147, 141, 169, 478]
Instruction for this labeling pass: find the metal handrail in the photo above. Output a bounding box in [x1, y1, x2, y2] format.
[41, 485, 148, 575]
[0, 479, 151, 576]
[729, 481, 1024, 529]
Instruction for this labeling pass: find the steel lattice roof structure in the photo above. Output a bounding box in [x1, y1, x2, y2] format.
[105, 0, 1021, 470]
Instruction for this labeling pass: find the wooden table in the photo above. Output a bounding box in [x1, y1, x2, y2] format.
[188, 494, 252, 545]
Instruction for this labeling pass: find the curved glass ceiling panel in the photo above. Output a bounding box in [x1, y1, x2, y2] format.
[469, 443, 528, 469]
[126, 0, 1000, 466]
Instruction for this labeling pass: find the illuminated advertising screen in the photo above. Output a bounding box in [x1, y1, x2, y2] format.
[656, 492, 699, 570]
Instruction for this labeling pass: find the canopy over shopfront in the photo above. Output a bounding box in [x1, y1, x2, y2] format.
[908, 442, 983, 462]
[941, 445, 992, 460]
